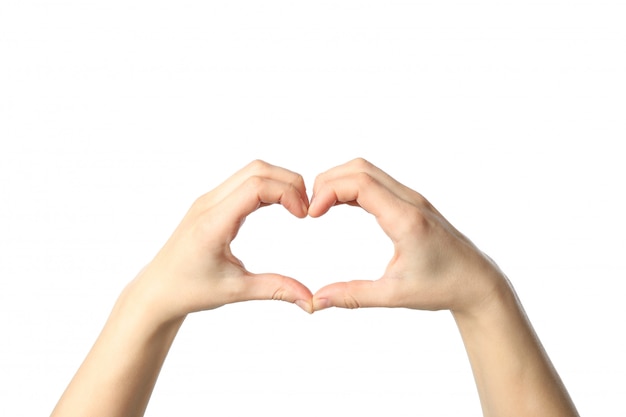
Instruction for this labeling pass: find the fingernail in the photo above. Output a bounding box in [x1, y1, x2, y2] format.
[313, 298, 332, 311]
[295, 299, 312, 314]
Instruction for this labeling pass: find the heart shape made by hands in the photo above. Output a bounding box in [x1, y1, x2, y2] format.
[232, 203, 393, 294]
[156, 158, 493, 316]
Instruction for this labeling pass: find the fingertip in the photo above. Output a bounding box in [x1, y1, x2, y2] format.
[307, 197, 319, 217]
[295, 299, 313, 314]
[281, 193, 310, 218]
[312, 297, 333, 312]
[300, 186, 311, 208]
[298, 199, 309, 218]
[307, 194, 333, 218]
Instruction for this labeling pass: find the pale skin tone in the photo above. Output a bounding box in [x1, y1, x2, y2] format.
[50, 158, 580, 417]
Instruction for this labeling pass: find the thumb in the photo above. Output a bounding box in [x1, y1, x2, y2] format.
[312, 279, 392, 311]
[240, 273, 314, 313]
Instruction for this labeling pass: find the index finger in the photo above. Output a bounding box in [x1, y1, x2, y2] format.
[210, 175, 310, 240]
[199, 160, 309, 210]
[312, 158, 422, 208]
[308, 172, 418, 243]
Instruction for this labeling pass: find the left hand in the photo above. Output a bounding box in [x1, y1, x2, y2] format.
[308, 158, 506, 314]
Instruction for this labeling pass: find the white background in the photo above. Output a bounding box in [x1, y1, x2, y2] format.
[1, 1, 625, 416]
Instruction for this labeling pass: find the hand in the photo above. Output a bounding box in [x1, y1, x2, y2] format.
[309, 158, 506, 314]
[129, 160, 314, 322]
[51, 158, 580, 417]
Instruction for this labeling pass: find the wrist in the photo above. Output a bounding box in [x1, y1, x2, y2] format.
[118, 267, 188, 332]
[450, 274, 532, 362]
[451, 270, 517, 323]
[449, 273, 580, 416]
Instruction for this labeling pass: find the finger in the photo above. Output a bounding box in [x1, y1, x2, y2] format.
[312, 280, 395, 311]
[239, 273, 314, 313]
[312, 158, 421, 207]
[226, 174, 309, 220]
[200, 160, 309, 209]
[308, 172, 417, 242]
[203, 175, 309, 242]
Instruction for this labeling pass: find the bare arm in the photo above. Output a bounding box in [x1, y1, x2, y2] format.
[452, 280, 578, 416]
[50, 157, 579, 416]
[50, 160, 313, 417]
[309, 157, 579, 417]
[49, 285, 185, 417]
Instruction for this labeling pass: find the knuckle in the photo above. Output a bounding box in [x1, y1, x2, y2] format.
[272, 288, 287, 301]
[193, 207, 218, 236]
[354, 171, 376, 186]
[349, 157, 372, 171]
[271, 281, 289, 301]
[244, 175, 265, 189]
[192, 192, 214, 210]
[343, 293, 361, 309]
[247, 159, 271, 175]
[290, 173, 305, 189]
[314, 172, 326, 186]
[412, 191, 429, 207]
[286, 181, 300, 194]
[405, 208, 430, 234]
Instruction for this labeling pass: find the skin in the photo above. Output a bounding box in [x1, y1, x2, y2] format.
[50, 158, 580, 417]
[308, 158, 580, 417]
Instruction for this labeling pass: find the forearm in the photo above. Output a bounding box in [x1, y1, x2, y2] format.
[50, 161, 314, 417]
[452, 277, 579, 417]
[50, 280, 185, 417]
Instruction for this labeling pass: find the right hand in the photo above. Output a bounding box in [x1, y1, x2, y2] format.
[128, 159, 314, 323]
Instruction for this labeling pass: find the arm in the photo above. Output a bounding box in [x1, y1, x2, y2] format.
[50, 160, 313, 417]
[308, 158, 579, 417]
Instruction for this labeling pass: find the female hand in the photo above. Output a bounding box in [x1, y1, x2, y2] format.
[309, 158, 506, 314]
[129, 160, 314, 322]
